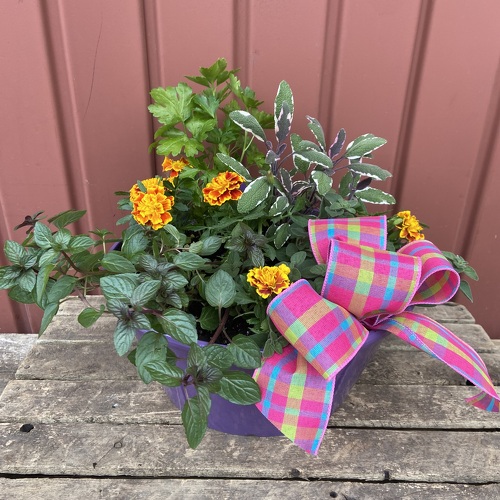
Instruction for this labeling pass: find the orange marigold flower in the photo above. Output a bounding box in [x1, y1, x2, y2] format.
[129, 177, 165, 203]
[396, 210, 425, 242]
[202, 171, 245, 206]
[129, 178, 174, 230]
[162, 157, 191, 184]
[247, 264, 291, 299]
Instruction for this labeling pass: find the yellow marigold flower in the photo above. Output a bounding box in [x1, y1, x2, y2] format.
[202, 171, 245, 206]
[129, 177, 165, 203]
[162, 157, 191, 184]
[397, 210, 425, 242]
[247, 264, 291, 299]
[129, 178, 174, 230]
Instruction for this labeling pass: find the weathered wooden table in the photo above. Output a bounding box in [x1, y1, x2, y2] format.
[1, 298, 499, 499]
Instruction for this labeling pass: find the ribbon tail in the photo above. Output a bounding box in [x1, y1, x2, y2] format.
[253, 346, 334, 455]
[255, 279, 371, 454]
[378, 311, 500, 412]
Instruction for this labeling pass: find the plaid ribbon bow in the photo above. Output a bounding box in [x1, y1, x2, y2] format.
[253, 216, 500, 455]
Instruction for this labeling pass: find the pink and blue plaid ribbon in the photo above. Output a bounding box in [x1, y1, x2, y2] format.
[253, 216, 500, 454]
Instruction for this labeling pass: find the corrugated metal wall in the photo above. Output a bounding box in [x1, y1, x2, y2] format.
[1, 0, 499, 337]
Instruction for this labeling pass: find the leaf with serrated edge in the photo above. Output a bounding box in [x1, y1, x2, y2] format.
[182, 394, 210, 449]
[4, 241, 25, 266]
[39, 302, 59, 335]
[205, 270, 236, 308]
[135, 331, 168, 384]
[227, 335, 261, 369]
[218, 371, 261, 404]
[173, 252, 206, 271]
[159, 309, 197, 345]
[34, 223, 54, 250]
[205, 344, 234, 370]
[145, 359, 184, 386]
[78, 306, 105, 328]
[114, 320, 137, 356]
[131, 280, 161, 307]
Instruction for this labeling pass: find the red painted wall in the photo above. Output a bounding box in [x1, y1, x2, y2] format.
[1, 0, 499, 337]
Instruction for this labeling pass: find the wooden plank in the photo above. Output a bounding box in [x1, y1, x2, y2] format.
[15, 338, 500, 386]
[380, 322, 496, 353]
[0, 380, 177, 425]
[0, 334, 38, 395]
[1, 380, 499, 430]
[41, 313, 117, 341]
[41, 311, 492, 347]
[15, 341, 138, 381]
[0, 477, 498, 500]
[0, 423, 499, 483]
[0, 334, 38, 375]
[413, 303, 475, 323]
[335, 384, 500, 429]
[359, 350, 500, 386]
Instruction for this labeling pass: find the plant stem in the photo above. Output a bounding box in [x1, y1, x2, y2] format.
[208, 308, 229, 345]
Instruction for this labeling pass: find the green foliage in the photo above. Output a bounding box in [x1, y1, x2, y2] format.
[441, 251, 479, 302]
[0, 58, 477, 451]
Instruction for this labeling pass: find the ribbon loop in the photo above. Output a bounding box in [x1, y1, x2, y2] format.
[398, 240, 460, 304]
[308, 215, 387, 264]
[254, 216, 500, 455]
[268, 279, 369, 381]
[321, 239, 421, 321]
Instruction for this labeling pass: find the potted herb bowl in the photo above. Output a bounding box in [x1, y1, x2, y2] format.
[2, 58, 495, 455]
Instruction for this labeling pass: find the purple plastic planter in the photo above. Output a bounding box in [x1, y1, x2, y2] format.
[155, 330, 388, 437]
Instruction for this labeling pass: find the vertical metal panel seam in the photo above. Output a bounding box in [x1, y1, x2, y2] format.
[232, 0, 250, 82]
[39, 0, 92, 230]
[139, 0, 160, 177]
[455, 55, 500, 257]
[318, 0, 344, 140]
[391, 0, 434, 207]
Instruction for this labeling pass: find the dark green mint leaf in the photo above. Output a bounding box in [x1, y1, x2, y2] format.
[131, 280, 161, 307]
[181, 393, 210, 449]
[48, 209, 87, 229]
[144, 359, 184, 386]
[114, 319, 137, 356]
[227, 335, 261, 369]
[158, 309, 197, 345]
[205, 344, 234, 371]
[78, 305, 105, 328]
[34, 222, 54, 250]
[218, 371, 261, 404]
[205, 270, 236, 309]
[101, 253, 136, 274]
